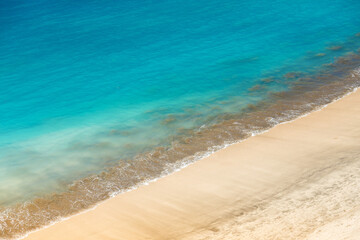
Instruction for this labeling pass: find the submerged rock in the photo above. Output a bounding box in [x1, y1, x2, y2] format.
[284, 72, 302, 79]
[327, 45, 343, 51]
[248, 84, 265, 92]
[260, 77, 274, 83]
[161, 116, 176, 125]
[315, 53, 326, 57]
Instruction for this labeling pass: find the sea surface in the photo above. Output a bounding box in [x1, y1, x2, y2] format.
[1, 0, 360, 238]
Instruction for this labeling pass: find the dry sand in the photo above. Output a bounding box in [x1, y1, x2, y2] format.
[25, 89, 360, 240]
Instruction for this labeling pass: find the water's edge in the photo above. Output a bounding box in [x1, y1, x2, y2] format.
[21, 86, 360, 240]
[1, 51, 360, 239]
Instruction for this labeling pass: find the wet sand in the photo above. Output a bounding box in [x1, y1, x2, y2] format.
[25, 88, 360, 240]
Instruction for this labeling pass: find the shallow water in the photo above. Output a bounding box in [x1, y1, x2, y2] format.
[1, 0, 360, 238]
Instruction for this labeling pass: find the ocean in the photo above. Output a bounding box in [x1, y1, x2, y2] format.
[1, 0, 360, 238]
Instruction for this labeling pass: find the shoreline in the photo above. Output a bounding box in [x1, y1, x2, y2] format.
[23, 87, 360, 239]
[3, 53, 360, 239]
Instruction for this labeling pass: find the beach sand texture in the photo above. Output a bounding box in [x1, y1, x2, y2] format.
[25, 89, 360, 240]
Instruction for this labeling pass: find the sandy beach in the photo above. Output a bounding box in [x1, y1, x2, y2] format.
[24, 88, 360, 240]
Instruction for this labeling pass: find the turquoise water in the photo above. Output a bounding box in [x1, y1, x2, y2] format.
[1, 0, 360, 237]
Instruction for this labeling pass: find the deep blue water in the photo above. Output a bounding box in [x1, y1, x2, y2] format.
[1, 0, 360, 205]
